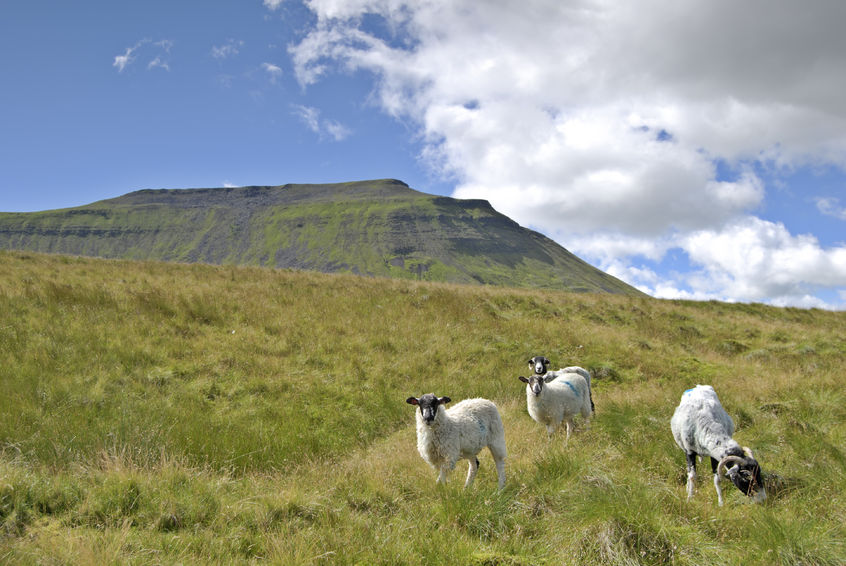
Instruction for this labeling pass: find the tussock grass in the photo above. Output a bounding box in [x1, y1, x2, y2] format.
[1, 250, 845, 564]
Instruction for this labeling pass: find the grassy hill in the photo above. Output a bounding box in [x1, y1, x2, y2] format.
[1, 251, 844, 564]
[0, 179, 639, 295]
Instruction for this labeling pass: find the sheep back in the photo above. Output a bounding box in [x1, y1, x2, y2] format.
[670, 384, 738, 458]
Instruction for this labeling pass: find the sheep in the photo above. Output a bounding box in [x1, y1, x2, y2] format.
[518, 371, 592, 442]
[527, 355, 594, 412]
[406, 393, 507, 489]
[670, 384, 767, 506]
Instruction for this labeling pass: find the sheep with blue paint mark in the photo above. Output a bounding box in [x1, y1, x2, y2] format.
[519, 371, 592, 442]
[406, 394, 507, 489]
[527, 355, 594, 412]
[671, 384, 767, 506]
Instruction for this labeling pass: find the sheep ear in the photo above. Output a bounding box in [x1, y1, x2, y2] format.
[519, 376, 529, 383]
[406, 397, 419, 406]
[527, 359, 534, 365]
[543, 357, 550, 364]
[438, 396, 451, 404]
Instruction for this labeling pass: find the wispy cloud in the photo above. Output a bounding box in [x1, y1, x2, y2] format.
[113, 40, 145, 72]
[147, 57, 169, 71]
[261, 62, 283, 84]
[263, 0, 285, 10]
[113, 39, 173, 72]
[815, 197, 846, 221]
[211, 39, 244, 60]
[293, 105, 351, 141]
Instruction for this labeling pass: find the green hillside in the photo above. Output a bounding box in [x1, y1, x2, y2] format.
[0, 179, 639, 294]
[1, 251, 844, 564]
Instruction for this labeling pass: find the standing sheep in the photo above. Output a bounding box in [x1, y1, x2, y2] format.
[527, 355, 594, 412]
[519, 372, 592, 442]
[406, 394, 507, 489]
[670, 385, 767, 505]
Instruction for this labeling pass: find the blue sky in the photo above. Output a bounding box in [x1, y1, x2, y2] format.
[2, 1, 846, 309]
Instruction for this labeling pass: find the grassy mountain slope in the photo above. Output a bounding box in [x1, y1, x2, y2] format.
[1, 251, 844, 564]
[0, 179, 639, 294]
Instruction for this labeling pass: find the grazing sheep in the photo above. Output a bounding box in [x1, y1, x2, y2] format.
[670, 385, 767, 506]
[527, 355, 594, 412]
[406, 394, 507, 489]
[519, 372, 592, 442]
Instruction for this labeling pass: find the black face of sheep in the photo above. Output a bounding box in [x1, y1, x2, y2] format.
[528, 356, 550, 375]
[519, 375, 548, 396]
[718, 449, 766, 500]
[406, 394, 451, 425]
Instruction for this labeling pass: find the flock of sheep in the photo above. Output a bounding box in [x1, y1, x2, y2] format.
[406, 355, 767, 506]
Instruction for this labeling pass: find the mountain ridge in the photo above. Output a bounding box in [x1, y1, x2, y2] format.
[0, 179, 641, 294]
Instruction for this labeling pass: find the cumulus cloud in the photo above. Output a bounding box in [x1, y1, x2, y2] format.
[289, 0, 846, 308]
[293, 104, 351, 141]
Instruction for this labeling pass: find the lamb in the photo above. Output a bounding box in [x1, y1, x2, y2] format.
[406, 394, 507, 489]
[670, 384, 767, 506]
[518, 371, 592, 442]
[527, 355, 594, 412]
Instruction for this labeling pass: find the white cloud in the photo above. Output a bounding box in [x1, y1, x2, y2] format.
[147, 57, 169, 71]
[263, 0, 285, 10]
[290, 0, 846, 308]
[113, 41, 145, 72]
[293, 104, 351, 141]
[113, 39, 172, 73]
[816, 197, 846, 221]
[212, 39, 244, 60]
[261, 62, 283, 83]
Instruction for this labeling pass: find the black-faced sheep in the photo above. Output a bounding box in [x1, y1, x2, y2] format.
[406, 394, 507, 489]
[527, 355, 594, 412]
[670, 384, 767, 505]
[518, 372, 592, 442]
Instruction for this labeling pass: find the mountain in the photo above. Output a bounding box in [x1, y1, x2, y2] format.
[0, 179, 640, 294]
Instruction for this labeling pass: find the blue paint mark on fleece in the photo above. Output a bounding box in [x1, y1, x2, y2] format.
[683, 388, 694, 396]
[564, 380, 578, 395]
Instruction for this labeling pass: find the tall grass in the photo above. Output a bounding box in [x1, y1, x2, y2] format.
[1, 250, 844, 564]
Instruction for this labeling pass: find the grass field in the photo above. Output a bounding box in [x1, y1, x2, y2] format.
[1, 250, 844, 564]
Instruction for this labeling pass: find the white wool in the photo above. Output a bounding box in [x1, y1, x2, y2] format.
[525, 372, 592, 441]
[415, 398, 507, 489]
[670, 385, 742, 461]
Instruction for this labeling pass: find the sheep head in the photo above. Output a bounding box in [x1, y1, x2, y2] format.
[519, 374, 553, 396]
[528, 356, 551, 376]
[717, 447, 767, 501]
[406, 393, 451, 425]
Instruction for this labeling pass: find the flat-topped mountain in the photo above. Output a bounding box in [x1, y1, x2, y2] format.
[0, 179, 640, 294]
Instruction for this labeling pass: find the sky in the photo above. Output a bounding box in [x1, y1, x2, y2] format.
[2, 1, 846, 310]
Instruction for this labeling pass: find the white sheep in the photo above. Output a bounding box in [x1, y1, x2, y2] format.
[527, 355, 594, 412]
[518, 372, 592, 442]
[406, 394, 507, 489]
[670, 384, 767, 505]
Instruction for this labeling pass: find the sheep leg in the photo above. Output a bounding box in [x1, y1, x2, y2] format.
[437, 466, 451, 485]
[685, 452, 697, 500]
[564, 419, 574, 443]
[464, 458, 479, 488]
[710, 457, 724, 506]
[494, 458, 506, 489]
